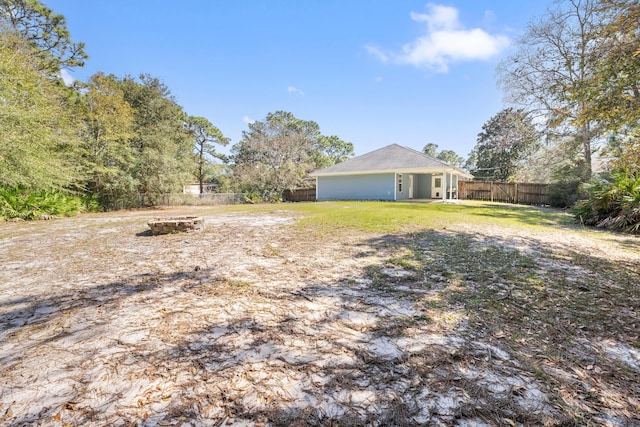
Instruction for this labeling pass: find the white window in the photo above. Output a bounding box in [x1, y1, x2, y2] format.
[398, 174, 403, 192]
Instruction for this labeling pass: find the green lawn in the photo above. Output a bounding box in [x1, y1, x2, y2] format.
[219, 200, 575, 234]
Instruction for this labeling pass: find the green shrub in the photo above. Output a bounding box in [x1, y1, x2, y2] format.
[0, 187, 87, 220]
[81, 194, 103, 212]
[547, 181, 582, 208]
[243, 192, 264, 204]
[571, 170, 640, 233]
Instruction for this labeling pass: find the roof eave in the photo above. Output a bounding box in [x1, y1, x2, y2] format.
[311, 167, 473, 179]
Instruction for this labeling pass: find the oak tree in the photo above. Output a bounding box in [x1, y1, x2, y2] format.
[232, 118, 313, 201]
[263, 110, 354, 169]
[472, 109, 540, 182]
[497, 0, 601, 181]
[231, 111, 353, 200]
[586, 0, 640, 172]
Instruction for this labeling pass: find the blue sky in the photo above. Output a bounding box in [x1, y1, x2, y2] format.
[49, 1, 552, 159]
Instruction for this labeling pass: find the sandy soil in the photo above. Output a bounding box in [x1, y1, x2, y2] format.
[0, 206, 638, 426]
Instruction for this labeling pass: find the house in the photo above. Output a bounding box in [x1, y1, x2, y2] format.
[183, 183, 217, 195]
[310, 144, 473, 201]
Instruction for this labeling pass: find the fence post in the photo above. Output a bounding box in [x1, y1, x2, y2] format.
[490, 181, 493, 202]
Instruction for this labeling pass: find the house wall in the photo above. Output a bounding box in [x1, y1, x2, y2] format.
[417, 174, 431, 199]
[316, 173, 395, 201]
[396, 174, 409, 201]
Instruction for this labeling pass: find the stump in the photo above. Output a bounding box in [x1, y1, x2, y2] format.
[147, 216, 204, 235]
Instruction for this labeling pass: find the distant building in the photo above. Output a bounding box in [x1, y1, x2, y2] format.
[183, 183, 217, 195]
[311, 144, 472, 201]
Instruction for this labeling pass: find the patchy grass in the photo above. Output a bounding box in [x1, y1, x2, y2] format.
[360, 226, 640, 424]
[216, 200, 573, 234]
[1, 201, 638, 426]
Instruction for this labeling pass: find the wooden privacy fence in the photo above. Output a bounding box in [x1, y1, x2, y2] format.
[458, 181, 549, 205]
[283, 183, 549, 205]
[283, 188, 316, 202]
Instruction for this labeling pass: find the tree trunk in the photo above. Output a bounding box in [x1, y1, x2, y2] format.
[580, 124, 592, 182]
[199, 147, 204, 194]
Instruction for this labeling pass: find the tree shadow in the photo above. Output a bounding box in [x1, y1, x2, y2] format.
[1, 228, 638, 426]
[613, 235, 640, 251]
[357, 229, 640, 425]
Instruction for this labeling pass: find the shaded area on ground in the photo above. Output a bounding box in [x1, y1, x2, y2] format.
[0, 206, 638, 426]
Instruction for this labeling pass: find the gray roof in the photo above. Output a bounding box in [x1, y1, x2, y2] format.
[311, 144, 473, 178]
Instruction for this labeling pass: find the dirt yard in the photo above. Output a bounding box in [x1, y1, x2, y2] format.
[0, 205, 639, 426]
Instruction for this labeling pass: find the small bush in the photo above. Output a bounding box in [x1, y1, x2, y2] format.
[243, 192, 265, 204]
[547, 181, 582, 208]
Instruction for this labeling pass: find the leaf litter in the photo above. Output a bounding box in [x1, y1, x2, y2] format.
[0, 205, 639, 426]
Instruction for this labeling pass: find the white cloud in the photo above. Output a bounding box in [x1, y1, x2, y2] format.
[375, 76, 383, 83]
[242, 115, 254, 124]
[410, 5, 458, 30]
[365, 44, 390, 63]
[59, 69, 75, 86]
[287, 86, 304, 96]
[367, 3, 510, 73]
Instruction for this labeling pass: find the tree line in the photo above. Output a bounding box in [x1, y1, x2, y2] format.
[461, 0, 639, 232]
[0, 0, 354, 218]
[2, 0, 638, 232]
